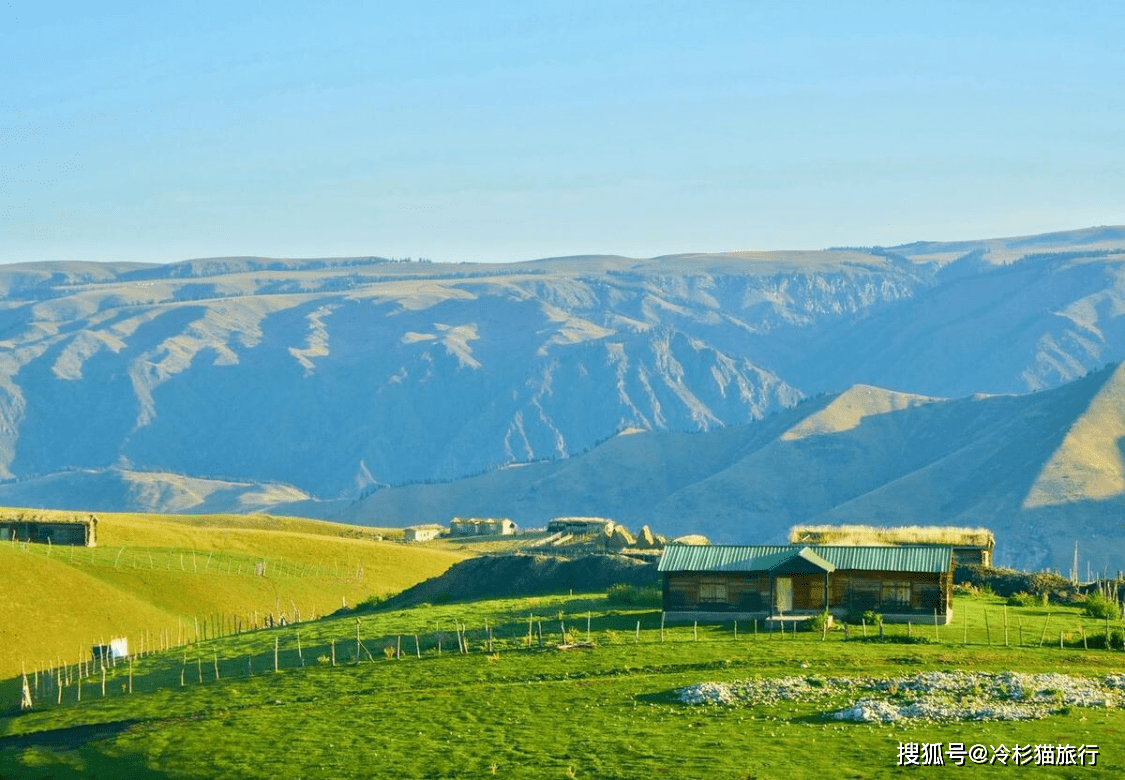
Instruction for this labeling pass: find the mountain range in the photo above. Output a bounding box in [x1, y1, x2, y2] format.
[3, 226, 1125, 572]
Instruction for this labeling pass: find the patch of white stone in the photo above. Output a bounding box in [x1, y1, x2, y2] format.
[677, 671, 1124, 723]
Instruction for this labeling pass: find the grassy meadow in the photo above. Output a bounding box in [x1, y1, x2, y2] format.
[0, 511, 467, 680]
[2, 588, 1124, 779]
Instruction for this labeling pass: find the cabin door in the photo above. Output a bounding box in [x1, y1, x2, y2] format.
[775, 577, 793, 612]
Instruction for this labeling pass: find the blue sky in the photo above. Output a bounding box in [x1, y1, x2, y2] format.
[2, 1, 1122, 264]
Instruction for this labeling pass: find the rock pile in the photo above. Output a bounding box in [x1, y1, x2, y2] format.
[678, 671, 1125, 723]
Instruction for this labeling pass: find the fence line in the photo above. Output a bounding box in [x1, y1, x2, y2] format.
[16, 603, 1125, 714]
[3, 539, 367, 583]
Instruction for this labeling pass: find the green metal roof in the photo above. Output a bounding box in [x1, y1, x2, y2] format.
[658, 544, 952, 574]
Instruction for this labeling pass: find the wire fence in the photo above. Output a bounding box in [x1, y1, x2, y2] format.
[3, 537, 366, 582]
[12, 600, 1125, 715]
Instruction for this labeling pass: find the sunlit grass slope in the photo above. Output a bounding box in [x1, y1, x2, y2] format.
[0, 510, 467, 679]
[1, 592, 1123, 779]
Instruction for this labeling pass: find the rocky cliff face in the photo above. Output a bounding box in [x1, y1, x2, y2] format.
[0, 249, 927, 497]
[3, 227, 1125, 571]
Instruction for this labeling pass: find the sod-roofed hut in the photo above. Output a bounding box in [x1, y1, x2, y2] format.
[0, 509, 97, 546]
[659, 544, 954, 624]
[546, 517, 616, 535]
[789, 524, 995, 567]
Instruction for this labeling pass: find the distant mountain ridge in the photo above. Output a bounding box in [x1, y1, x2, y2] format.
[3, 226, 1125, 571]
[343, 365, 1125, 573]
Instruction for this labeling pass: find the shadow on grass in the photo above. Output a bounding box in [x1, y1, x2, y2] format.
[635, 690, 683, 706]
[0, 718, 144, 750]
[0, 717, 178, 780]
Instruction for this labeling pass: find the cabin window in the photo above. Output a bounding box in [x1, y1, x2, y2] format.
[914, 583, 941, 609]
[699, 579, 729, 604]
[881, 580, 911, 606]
[850, 578, 881, 608]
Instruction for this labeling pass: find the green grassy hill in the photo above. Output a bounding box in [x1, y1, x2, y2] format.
[1, 589, 1123, 778]
[0, 510, 467, 680]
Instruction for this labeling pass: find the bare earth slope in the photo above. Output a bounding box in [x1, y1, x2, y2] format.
[346, 364, 1125, 573]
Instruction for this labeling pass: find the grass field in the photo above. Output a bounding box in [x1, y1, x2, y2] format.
[2, 590, 1123, 779]
[0, 511, 466, 680]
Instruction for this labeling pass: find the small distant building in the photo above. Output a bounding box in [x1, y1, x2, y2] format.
[449, 517, 517, 537]
[789, 525, 994, 567]
[92, 638, 129, 662]
[0, 510, 97, 547]
[546, 517, 616, 536]
[403, 524, 444, 543]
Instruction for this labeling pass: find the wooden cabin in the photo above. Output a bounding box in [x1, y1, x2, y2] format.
[659, 544, 954, 624]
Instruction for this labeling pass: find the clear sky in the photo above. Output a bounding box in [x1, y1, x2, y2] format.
[2, 1, 1123, 265]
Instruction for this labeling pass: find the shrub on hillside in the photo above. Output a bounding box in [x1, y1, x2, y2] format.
[606, 583, 661, 607]
[954, 565, 1073, 602]
[1083, 591, 1122, 620]
[1006, 591, 1046, 607]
